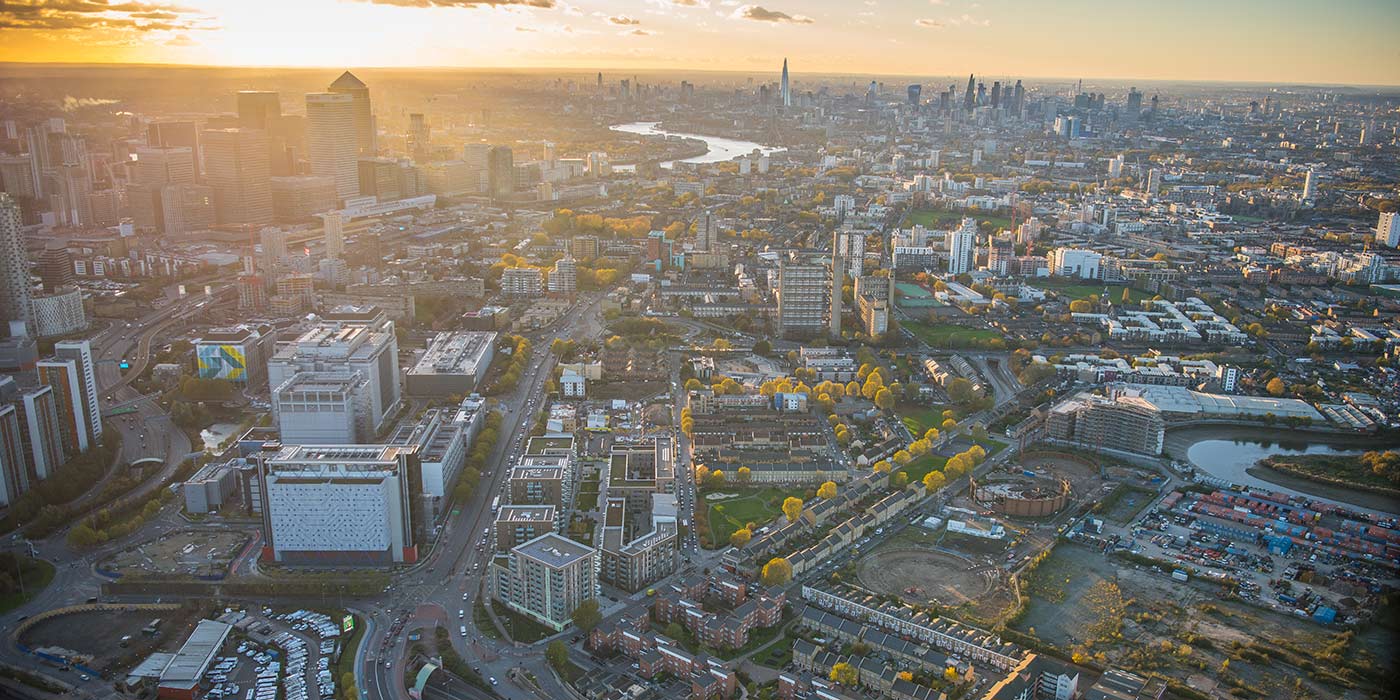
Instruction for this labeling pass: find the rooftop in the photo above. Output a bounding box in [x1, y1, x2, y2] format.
[514, 532, 594, 567]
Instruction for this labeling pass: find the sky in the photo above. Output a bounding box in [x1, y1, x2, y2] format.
[1, 0, 1399, 86]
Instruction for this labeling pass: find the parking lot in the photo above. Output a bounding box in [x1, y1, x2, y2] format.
[205, 608, 344, 700]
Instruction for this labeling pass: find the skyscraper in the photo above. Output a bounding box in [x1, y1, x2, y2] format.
[695, 211, 717, 252]
[237, 91, 281, 131]
[781, 59, 791, 108]
[327, 71, 376, 156]
[907, 84, 922, 107]
[0, 194, 31, 337]
[1126, 87, 1143, 123]
[306, 92, 359, 199]
[202, 128, 273, 226]
[323, 210, 345, 260]
[948, 218, 977, 275]
[964, 74, 977, 111]
[830, 230, 843, 339]
[147, 121, 200, 178]
[488, 146, 514, 200]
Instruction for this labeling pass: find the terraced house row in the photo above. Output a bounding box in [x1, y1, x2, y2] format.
[801, 584, 1026, 671]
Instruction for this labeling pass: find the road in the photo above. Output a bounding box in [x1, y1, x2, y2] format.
[358, 292, 611, 700]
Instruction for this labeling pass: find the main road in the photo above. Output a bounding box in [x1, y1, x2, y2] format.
[359, 292, 610, 700]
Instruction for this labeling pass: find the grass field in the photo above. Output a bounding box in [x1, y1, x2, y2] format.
[907, 208, 1013, 231]
[1036, 279, 1150, 304]
[705, 487, 805, 544]
[903, 321, 1004, 347]
[897, 402, 948, 437]
[492, 600, 556, 643]
[749, 632, 798, 668]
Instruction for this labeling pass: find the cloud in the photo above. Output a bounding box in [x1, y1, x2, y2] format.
[914, 18, 942, 28]
[607, 15, 640, 25]
[353, 0, 556, 8]
[928, 0, 944, 4]
[0, 0, 217, 32]
[165, 32, 196, 45]
[948, 13, 990, 26]
[623, 27, 653, 35]
[515, 24, 536, 30]
[649, 0, 707, 6]
[733, 5, 812, 23]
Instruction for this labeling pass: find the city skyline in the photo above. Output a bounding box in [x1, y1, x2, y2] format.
[1, 0, 1399, 86]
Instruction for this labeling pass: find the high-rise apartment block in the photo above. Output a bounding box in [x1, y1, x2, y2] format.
[947, 218, 977, 275]
[491, 532, 597, 631]
[777, 260, 828, 338]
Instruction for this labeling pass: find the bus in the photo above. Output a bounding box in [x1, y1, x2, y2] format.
[490, 496, 500, 514]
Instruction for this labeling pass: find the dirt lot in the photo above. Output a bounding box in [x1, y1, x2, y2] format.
[858, 548, 991, 606]
[20, 604, 205, 673]
[99, 528, 251, 578]
[859, 527, 1018, 625]
[1013, 541, 1395, 700]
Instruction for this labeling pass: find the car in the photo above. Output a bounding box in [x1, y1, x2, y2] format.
[458, 609, 465, 619]
[80, 675, 90, 681]
[489, 677, 498, 686]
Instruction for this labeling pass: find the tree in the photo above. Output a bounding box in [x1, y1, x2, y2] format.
[897, 671, 913, 682]
[872, 460, 891, 474]
[892, 472, 909, 488]
[829, 662, 858, 686]
[873, 387, 895, 410]
[817, 481, 837, 499]
[943, 667, 959, 682]
[571, 599, 601, 632]
[1266, 377, 1286, 396]
[946, 377, 976, 404]
[782, 497, 805, 523]
[684, 378, 704, 391]
[893, 449, 912, 465]
[845, 380, 861, 397]
[705, 469, 726, 488]
[694, 464, 711, 485]
[736, 466, 751, 483]
[942, 417, 958, 432]
[341, 673, 360, 700]
[546, 640, 569, 671]
[753, 339, 772, 355]
[924, 428, 940, 443]
[730, 528, 752, 548]
[761, 557, 793, 586]
[1069, 299, 1093, 313]
[923, 471, 948, 492]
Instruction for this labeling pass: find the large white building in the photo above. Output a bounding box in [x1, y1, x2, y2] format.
[267, 308, 401, 434]
[306, 92, 359, 200]
[1048, 247, 1103, 279]
[273, 371, 371, 444]
[259, 444, 417, 565]
[492, 532, 597, 631]
[1377, 212, 1400, 248]
[947, 217, 977, 274]
[387, 394, 487, 503]
[30, 287, 87, 338]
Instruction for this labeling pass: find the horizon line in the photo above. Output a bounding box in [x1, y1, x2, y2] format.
[2, 60, 1398, 90]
